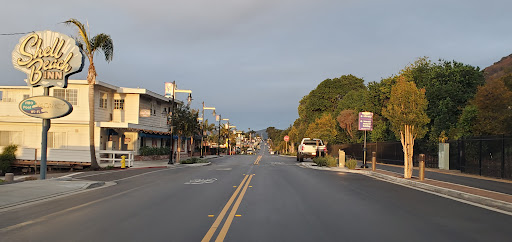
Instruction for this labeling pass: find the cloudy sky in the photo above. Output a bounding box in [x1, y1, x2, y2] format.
[1, 0, 511, 131]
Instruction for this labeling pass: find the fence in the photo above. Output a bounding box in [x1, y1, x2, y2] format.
[98, 150, 135, 167]
[327, 141, 439, 168]
[449, 135, 512, 179]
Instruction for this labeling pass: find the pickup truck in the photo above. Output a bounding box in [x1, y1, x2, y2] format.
[297, 138, 327, 162]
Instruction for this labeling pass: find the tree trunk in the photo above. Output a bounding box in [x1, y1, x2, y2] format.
[88, 62, 99, 169]
[401, 125, 414, 178]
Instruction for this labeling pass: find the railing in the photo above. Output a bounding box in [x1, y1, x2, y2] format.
[98, 150, 135, 167]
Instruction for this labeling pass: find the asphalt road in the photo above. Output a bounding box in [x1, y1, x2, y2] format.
[1, 144, 511, 241]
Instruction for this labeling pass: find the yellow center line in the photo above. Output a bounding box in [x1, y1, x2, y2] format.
[215, 174, 254, 242]
[201, 175, 249, 242]
[253, 155, 262, 165]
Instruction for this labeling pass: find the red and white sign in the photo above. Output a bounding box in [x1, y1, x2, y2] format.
[284, 135, 289, 142]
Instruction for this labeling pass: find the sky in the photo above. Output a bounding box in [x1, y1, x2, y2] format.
[1, 0, 512, 132]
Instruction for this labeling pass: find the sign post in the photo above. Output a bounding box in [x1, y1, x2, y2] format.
[358, 112, 373, 168]
[13, 31, 83, 179]
[284, 135, 289, 154]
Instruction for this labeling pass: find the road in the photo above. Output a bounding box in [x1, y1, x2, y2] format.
[1, 144, 511, 241]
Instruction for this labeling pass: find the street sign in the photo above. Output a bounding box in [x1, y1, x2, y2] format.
[284, 135, 289, 142]
[19, 96, 72, 119]
[358, 112, 373, 131]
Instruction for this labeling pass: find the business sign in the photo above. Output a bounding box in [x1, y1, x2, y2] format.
[12, 31, 84, 88]
[19, 96, 73, 119]
[164, 82, 174, 98]
[139, 109, 151, 117]
[358, 112, 373, 131]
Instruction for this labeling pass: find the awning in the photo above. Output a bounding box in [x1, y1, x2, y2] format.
[139, 132, 172, 139]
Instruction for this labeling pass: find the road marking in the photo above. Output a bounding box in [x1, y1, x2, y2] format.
[253, 155, 262, 165]
[202, 175, 249, 242]
[208, 215, 215, 217]
[0, 185, 148, 233]
[215, 174, 254, 242]
[235, 215, 242, 217]
[185, 178, 217, 185]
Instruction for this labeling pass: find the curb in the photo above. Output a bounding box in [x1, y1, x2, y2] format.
[0, 180, 110, 212]
[299, 162, 512, 214]
[367, 171, 512, 214]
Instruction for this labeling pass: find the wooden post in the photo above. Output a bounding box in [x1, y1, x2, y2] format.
[372, 152, 376, 171]
[419, 154, 425, 181]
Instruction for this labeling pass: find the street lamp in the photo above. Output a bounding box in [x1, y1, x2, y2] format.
[165, 81, 192, 164]
[201, 102, 215, 158]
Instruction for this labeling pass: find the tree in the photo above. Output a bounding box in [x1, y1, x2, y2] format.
[412, 58, 484, 142]
[305, 113, 338, 144]
[383, 76, 429, 178]
[473, 79, 512, 135]
[65, 19, 113, 169]
[174, 105, 200, 159]
[336, 110, 357, 140]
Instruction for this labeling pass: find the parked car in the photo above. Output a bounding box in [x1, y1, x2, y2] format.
[297, 138, 326, 162]
[247, 147, 254, 155]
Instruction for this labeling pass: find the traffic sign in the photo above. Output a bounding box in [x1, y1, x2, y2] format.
[284, 135, 289, 142]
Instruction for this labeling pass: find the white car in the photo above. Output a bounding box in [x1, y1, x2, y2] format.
[247, 148, 254, 155]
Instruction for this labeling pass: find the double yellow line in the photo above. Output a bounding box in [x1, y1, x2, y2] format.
[202, 174, 255, 242]
[253, 155, 262, 165]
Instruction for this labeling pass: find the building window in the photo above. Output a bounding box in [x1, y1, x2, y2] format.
[48, 132, 67, 149]
[54, 89, 78, 105]
[0, 131, 22, 146]
[114, 99, 125, 110]
[0, 91, 16, 102]
[99, 92, 108, 109]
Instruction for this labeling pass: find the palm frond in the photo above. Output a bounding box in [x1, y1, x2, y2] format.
[63, 19, 92, 55]
[90, 33, 114, 62]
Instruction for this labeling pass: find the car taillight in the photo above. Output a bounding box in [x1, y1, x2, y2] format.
[301, 146, 304, 151]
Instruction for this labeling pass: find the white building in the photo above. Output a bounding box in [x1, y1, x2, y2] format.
[0, 80, 187, 164]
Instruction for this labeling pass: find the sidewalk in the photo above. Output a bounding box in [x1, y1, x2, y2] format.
[0, 155, 219, 212]
[299, 162, 512, 214]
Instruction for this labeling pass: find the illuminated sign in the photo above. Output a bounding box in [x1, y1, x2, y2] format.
[12, 31, 84, 88]
[19, 96, 73, 119]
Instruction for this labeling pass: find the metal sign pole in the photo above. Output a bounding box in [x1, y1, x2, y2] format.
[40, 87, 51, 179]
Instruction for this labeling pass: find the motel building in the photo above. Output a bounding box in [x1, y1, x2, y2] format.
[0, 80, 191, 167]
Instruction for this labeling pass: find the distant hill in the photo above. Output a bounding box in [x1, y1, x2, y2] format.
[255, 129, 268, 139]
[484, 54, 512, 84]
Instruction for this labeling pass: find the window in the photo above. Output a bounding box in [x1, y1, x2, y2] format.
[99, 92, 108, 108]
[54, 89, 78, 105]
[0, 91, 16, 102]
[48, 132, 67, 149]
[0, 131, 22, 146]
[114, 99, 125, 110]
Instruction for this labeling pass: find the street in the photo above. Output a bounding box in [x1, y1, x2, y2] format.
[1, 146, 511, 242]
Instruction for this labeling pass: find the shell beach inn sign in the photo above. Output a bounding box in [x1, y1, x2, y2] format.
[12, 30, 84, 88]
[11, 30, 84, 179]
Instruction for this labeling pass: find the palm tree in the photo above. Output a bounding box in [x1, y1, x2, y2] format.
[64, 19, 113, 169]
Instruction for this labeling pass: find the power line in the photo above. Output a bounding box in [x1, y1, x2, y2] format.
[0, 31, 34, 36]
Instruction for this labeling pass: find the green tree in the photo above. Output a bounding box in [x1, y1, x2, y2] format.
[174, 105, 200, 160]
[383, 75, 429, 178]
[413, 59, 484, 142]
[305, 113, 338, 144]
[65, 19, 113, 169]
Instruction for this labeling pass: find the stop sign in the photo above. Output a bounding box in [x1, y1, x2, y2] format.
[284, 135, 289, 142]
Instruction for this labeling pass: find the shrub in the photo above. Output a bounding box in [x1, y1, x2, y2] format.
[181, 157, 205, 164]
[0, 144, 17, 174]
[139, 146, 170, 156]
[346, 159, 357, 169]
[313, 155, 337, 167]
